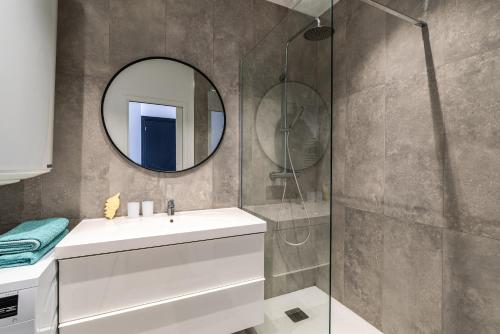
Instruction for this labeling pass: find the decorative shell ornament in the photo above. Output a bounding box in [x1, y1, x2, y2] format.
[104, 193, 120, 219]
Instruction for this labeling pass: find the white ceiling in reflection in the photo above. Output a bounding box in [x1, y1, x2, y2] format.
[265, 0, 337, 17]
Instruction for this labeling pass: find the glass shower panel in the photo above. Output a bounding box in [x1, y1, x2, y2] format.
[241, 1, 332, 333]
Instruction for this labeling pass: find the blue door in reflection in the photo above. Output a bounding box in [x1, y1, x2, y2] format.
[141, 116, 176, 171]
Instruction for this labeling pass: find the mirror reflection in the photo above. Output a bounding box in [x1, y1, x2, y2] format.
[102, 58, 225, 172]
[255, 82, 330, 170]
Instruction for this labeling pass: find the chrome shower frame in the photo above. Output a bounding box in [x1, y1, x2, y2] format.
[282, 19, 318, 174]
[360, 0, 427, 27]
[270, 17, 325, 180]
[272, 16, 333, 247]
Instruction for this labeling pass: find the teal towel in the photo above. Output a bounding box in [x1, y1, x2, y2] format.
[0, 229, 68, 269]
[0, 218, 69, 255]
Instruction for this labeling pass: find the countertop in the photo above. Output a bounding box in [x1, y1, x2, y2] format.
[55, 207, 266, 259]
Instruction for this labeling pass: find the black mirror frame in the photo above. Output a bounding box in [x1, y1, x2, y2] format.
[101, 56, 226, 174]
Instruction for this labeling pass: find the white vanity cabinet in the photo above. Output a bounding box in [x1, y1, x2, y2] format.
[55, 208, 266, 334]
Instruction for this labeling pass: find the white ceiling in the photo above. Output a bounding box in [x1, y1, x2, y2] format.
[265, 0, 336, 17]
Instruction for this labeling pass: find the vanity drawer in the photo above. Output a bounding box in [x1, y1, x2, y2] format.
[59, 233, 264, 323]
[59, 278, 264, 334]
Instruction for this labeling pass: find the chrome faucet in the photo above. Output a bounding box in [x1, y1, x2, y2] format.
[166, 199, 175, 216]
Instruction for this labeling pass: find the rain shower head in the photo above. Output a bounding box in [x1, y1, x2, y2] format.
[279, 18, 334, 81]
[303, 19, 334, 41]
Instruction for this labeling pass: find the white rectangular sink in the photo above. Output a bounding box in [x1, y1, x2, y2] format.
[55, 207, 266, 259]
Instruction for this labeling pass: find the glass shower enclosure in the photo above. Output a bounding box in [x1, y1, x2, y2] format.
[240, 1, 333, 333]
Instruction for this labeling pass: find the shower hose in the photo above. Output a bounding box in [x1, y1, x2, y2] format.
[276, 131, 312, 247]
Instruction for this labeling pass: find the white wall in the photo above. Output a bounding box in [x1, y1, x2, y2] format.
[103, 59, 195, 168]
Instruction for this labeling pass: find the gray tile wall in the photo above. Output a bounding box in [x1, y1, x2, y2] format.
[262, 216, 330, 299]
[331, 0, 500, 333]
[0, 0, 289, 232]
[240, 7, 332, 299]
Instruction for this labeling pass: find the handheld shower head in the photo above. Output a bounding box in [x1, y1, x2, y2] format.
[289, 105, 305, 130]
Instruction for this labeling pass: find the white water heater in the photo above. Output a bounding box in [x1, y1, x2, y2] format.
[0, 0, 58, 186]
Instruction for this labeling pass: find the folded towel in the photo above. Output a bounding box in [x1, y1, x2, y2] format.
[0, 229, 68, 269]
[0, 218, 69, 255]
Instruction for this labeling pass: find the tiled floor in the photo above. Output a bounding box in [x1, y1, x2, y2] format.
[237, 286, 383, 334]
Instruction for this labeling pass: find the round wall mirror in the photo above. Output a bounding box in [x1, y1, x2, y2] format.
[101, 57, 226, 173]
[255, 82, 330, 170]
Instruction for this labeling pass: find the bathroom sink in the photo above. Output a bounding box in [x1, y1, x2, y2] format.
[56, 207, 266, 333]
[55, 207, 266, 259]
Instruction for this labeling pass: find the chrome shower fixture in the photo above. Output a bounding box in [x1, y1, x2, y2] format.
[303, 18, 334, 41]
[360, 0, 427, 27]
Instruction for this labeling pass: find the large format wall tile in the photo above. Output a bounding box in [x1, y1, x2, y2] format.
[0, 178, 43, 234]
[346, 0, 386, 94]
[21, 178, 42, 222]
[344, 208, 384, 330]
[345, 86, 385, 213]
[80, 76, 112, 219]
[160, 162, 214, 211]
[286, 14, 319, 89]
[213, 0, 254, 94]
[212, 93, 240, 208]
[348, 0, 391, 14]
[331, 201, 345, 301]
[316, 265, 330, 296]
[321, 0, 339, 201]
[264, 217, 325, 298]
[106, 143, 214, 215]
[332, 97, 347, 197]
[384, 0, 426, 81]
[165, 0, 214, 75]
[443, 230, 500, 333]
[212, 0, 254, 208]
[332, 0, 500, 332]
[385, 0, 446, 81]
[440, 48, 500, 240]
[41, 73, 84, 220]
[442, 0, 500, 65]
[107, 153, 161, 218]
[384, 74, 444, 227]
[272, 223, 328, 277]
[0, 182, 24, 233]
[317, 8, 333, 109]
[253, 0, 289, 45]
[383, 218, 443, 334]
[332, 0, 348, 99]
[109, 0, 166, 71]
[56, 0, 110, 77]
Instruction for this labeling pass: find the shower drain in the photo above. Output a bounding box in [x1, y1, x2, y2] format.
[285, 308, 309, 323]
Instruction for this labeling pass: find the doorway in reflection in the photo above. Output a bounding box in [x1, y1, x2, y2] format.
[128, 101, 181, 170]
